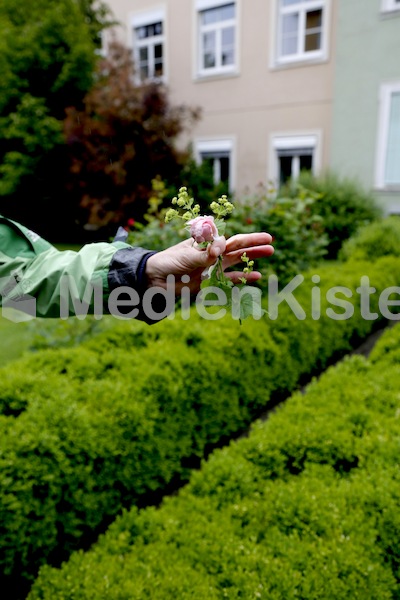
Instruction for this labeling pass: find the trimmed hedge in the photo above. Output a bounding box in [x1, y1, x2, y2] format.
[0, 256, 400, 589]
[339, 215, 400, 263]
[27, 322, 400, 599]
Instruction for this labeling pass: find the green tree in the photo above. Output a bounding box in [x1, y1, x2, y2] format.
[63, 41, 200, 236]
[0, 0, 113, 239]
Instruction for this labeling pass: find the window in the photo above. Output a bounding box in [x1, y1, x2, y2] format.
[271, 134, 319, 186]
[381, 0, 400, 13]
[197, 1, 236, 76]
[195, 139, 234, 190]
[276, 0, 327, 64]
[376, 83, 400, 189]
[132, 10, 165, 82]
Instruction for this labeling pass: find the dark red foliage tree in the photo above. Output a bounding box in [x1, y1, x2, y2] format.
[63, 41, 200, 236]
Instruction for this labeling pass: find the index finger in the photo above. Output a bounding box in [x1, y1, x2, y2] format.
[225, 232, 273, 253]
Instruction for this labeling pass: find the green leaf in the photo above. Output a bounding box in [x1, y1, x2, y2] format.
[214, 219, 226, 236]
[231, 285, 266, 323]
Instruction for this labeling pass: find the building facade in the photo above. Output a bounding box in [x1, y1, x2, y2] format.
[330, 0, 400, 214]
[104, 0, 337, 197]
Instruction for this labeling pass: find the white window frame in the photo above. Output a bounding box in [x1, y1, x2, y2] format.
[273, 0, 330, 67]
[269, 133, 321, 187]
[194, 138, 235, 191]
[381, 0, 400, 14]
[195, 0, 238, 78]
[131, 8, 166, 83]
[375, 81, 400, 190]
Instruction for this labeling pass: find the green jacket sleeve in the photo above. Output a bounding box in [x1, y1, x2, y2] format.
[0, 215, 155, 320]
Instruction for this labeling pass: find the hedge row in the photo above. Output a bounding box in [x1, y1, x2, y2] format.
[0, 256, 399, 589]
[339, 215, 400, 263]
[28, 322, 400, 599]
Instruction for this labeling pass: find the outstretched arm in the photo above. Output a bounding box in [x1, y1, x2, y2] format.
[0, 213, 274, 321]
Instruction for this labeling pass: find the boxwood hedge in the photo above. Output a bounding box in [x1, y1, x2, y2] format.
[27, 319, 400, 599]
[0, 256, 399, 591]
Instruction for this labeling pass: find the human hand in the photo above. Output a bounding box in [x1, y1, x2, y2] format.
[145, 232, 274, 294]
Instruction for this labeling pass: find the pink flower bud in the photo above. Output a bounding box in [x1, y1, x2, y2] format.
[188, 216, 218, 244]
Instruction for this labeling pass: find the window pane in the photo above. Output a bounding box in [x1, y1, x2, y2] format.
[202, 7, 218, 25]
[299, 154, 313, 172]
[154, 44, 163, 77]
[279, 156, 293, 186]
[154, 62, 163, 77]
[203, 30, 216, 68]
[140, 65, 149, 79]
[282, 35, 298, 55]
[219, 156, 230, 183]
[221, 26, 235, 65]
[385, 92, 400, 184]
[221, 4, 235, 20]
[202, 3, 235, 25]
[222, 26, 234, 45]
[281, 13, 298, 56]
[305, 10, 322, 52]
[306, 9, 322, 29]
[154, 43, 163, 59]
[203, 30, 216, 50]
[204, 53, 216, 68]
[136, 22, 162, 40]
[139, 47, 148, 62]
[222, 49, 234, 65]
[282, 13, 298, 34]
[305, 32, 321, 51]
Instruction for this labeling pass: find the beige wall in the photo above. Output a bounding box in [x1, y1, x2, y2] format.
[105, 0, 337, 195]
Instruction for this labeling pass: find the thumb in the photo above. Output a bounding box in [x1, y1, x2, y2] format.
[197, 236, 226, 269]
[207, 236, 226, 262]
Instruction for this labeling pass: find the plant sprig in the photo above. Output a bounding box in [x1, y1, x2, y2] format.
[166, 187, 264, 323]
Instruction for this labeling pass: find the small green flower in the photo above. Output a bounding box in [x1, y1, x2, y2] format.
[165, 208, 179, 223]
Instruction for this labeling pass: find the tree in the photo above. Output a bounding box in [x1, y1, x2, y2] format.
[0, 0, 113, 239]
[63, 41, 200, 236]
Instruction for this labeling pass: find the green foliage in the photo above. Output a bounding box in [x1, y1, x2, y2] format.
[225, 184, 329, 283]
[0, 0, 105, 115]
[28, 324, 400, 599]
[0, 96, 63, 196]
[339, 216, 400, 263]
[0, 0, 113, 237]
[26, 316, 115, 352]
[280, 172, 382, 259]
[1, 256, 400, 594]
